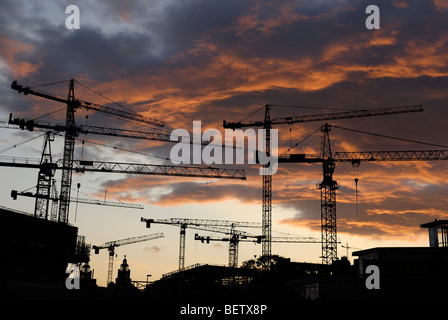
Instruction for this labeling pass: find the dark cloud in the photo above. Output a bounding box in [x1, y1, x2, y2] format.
[1, 0, 448, 241]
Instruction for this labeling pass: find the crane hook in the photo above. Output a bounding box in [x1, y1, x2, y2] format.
[354, 178, 359, 219]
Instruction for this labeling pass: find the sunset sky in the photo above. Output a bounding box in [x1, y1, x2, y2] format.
[1, 0, 448, 287]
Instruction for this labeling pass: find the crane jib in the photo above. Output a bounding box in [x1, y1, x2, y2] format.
[272, 105, 423, 125]
[0, 158, 247, 180]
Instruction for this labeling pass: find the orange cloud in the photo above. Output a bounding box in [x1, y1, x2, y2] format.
[230, 1, 308, 39]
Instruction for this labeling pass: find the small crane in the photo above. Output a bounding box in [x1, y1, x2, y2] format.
[341, 243, 361, 258]
[141, 217, 261, 271]
[10, 79, 164, 224]
[92, 232, 164, 286]
[195, 232, 320, 268]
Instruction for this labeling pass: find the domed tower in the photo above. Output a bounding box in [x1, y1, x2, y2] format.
[116, 255, 132, 287]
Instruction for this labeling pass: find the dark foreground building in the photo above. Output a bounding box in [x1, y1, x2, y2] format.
[143, 256, 359, 301]
[2, 207, 448, 301]
[0, 206, 89, 299]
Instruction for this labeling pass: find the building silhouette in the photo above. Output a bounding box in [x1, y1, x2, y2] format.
[116, 256, 132, 288]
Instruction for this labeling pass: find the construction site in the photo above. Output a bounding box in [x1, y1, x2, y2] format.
[1, 79, 448, 303]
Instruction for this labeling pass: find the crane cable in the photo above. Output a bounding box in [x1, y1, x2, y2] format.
[278, 126, 321, 154]
[269, 104, 362, 111]
[0, 132, 47, 154]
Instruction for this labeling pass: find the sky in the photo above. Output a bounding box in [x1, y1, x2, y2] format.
[1, 0, 448, 287]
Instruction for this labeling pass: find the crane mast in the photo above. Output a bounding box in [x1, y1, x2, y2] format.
[224, 104, 423, 268]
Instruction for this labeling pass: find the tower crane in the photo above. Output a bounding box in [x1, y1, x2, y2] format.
[195, 231, 321, 268]
[224, 104, 423, 268]
[141, 217, 261, 270]
[277, 123, 448, 264]
[341, 243, 361, 258]
[10, 79, 164, 224]
[92, 232, 164, 286]
[5, 79, 240, 222]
